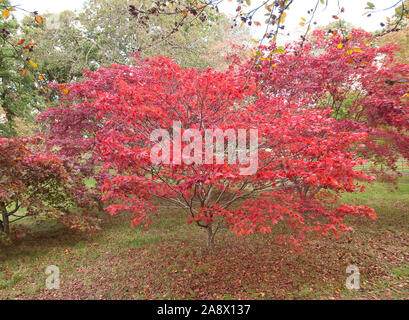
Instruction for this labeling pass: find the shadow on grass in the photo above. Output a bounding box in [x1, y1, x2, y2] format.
[0, 178, 408, 299]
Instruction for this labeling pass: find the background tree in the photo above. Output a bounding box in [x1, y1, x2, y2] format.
[370, 1, 409, 64]
[39, 56, 377, 249]
[20, 0, 248, 91]
[82, 0, 235, 68]
[377, 26, 409, 64]
[20, 10, 86, 86]
[0, 1, 44, 137]
[321, 19, 356, 34]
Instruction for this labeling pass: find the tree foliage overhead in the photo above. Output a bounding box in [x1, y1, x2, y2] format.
[128, 0, 409, 47]
[21, 0, 246, 87]
[0, 0, 44, 137]
[377, 26, 409, 64]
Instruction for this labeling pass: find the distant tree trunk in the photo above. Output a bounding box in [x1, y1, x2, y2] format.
[97, 199, 104, 212]
[0, 202, 10, 235]
[206, 224, 216, 250]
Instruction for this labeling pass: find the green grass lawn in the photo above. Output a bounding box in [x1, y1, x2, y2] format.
[0, 177, 408, 300]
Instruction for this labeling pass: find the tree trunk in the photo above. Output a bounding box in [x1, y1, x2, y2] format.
[206, 224, 215, 250]
[97, 199, 105, 212]
[0, 202, 10, 235]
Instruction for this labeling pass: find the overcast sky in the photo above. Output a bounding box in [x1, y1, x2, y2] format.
[13, 0, 397, 42]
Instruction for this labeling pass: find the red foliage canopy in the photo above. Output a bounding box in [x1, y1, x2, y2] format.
[40, 56, 378, 248]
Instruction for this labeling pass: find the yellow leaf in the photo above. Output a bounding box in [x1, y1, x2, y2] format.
[35, 15, 44, 24]
[347, 49, 353, 55]
[240, 21, 245, 29]
[353, 48, 363, 53]
[280, 12, 287, 24]
[364, 40, 371, 45]
[63, 89, 70, 95]
[275, 46, 284, 54]
[38, 75, 44, 80]
[337, 43, 343, 49]
[28, 42, 37, 46]
[272, 64, 277, 67]
[405, 93, 409, 98]
[29, 60, 38, 68]
[299, 22, 305, 26]
[58, 85, 67, 90]
[3, 10, 10, 19]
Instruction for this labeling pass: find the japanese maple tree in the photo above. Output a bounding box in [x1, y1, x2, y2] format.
[45, 56, 376, 249]
[0, 136, 99, 238]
